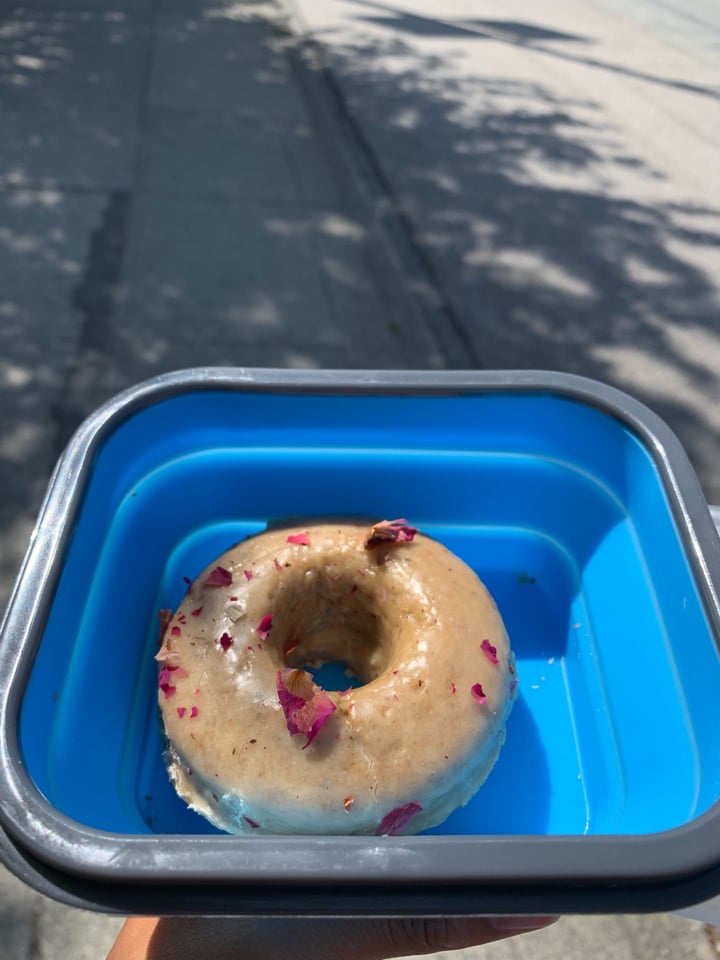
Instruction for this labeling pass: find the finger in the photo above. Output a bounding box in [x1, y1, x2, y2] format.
[108, 914, 559, 960]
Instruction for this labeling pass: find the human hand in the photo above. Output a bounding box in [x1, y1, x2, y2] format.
[107, 914, 558, 960]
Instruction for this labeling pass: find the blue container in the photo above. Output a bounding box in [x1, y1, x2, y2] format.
[1, 369, 720, 916]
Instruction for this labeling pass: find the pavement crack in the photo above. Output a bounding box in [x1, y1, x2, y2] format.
[71, 190, 130, 348]
[52, 189, 131, 454]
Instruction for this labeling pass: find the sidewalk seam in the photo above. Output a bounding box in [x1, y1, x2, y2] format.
[277, 0, 481, 369]
[50, 0, 161, 454]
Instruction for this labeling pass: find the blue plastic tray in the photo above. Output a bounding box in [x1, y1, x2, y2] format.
[1, 368, 720, 916]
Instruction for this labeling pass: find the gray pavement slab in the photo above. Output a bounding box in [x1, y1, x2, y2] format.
[149, 14, 305, 119]
[0, 12, 152, 107]
[110, 192, 398, 368]
[0, 99, 138, 191]
[136, 106, 301, 201]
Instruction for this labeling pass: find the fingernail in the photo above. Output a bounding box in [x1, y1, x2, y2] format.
[491, 916, 559, 931]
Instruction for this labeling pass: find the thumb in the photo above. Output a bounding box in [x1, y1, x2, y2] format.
[108, 915, 559, 960]
[282, 916, 559, 959]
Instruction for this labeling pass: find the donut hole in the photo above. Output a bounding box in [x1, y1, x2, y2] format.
[270, 565, 394, 689]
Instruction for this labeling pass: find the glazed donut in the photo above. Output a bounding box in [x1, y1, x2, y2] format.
[157, 519, 516, 835]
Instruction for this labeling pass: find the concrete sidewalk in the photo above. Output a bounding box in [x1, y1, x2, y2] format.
[0, 0, 719, 957]
[286, 0, 720, 502]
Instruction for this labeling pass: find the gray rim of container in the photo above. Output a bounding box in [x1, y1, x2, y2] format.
[0, 367, 719, 915]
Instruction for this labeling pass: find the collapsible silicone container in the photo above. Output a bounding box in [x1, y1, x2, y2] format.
[1, 368, 720, 916]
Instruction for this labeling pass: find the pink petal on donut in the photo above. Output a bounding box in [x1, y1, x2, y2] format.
[243, 815, 260, 829]
[256, 614, 273, 640]
[379, 801, 422, 836]
[177, 707, 186, 719]
[480, 639, 499, 664]
[287, 533, 310, 546]
[191, 606, 203, 617]
[365, 519, 418, 548]
[204, 566, 233, 587]
[190, 706, 199, 718]
[276, 668, 337, 748]
[471, 683, 487, 704]
[159, 665, 188, 692]
[244, 570, 254, 581]
[219, 632, 233, 652]
[171, 626, 181, 637]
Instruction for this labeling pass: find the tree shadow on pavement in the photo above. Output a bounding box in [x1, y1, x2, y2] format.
[0, 2, 443, 606]
[301, 25, 720, 499]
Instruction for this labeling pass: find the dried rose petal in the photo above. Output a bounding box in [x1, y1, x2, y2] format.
[379, 801, 422, 836]
[159, 666, 176, 686]
[177, 614, 187, 624]
[177, 707, 186, 719]
[244, 570, 254, 581]
[219, 632, 233, 652]
[190, 706, 199, 718]
[243, 815, 260, 829]
[256, 614, 273, 640]
[191, 606, 204, 617]
[204, 566, 232, 587]
[365, 518, 418, 548]
[480, 639, 499, 664]
[471, 683, 487, 704]
[451, 681, 457, 694]
[160, 683, 176, 699]
[287, 532, 310, 546]
[276, 668, 336, 748]
[171, 626, 181, 637]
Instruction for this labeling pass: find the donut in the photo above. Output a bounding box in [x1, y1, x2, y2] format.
[157, 519, 516, 835]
